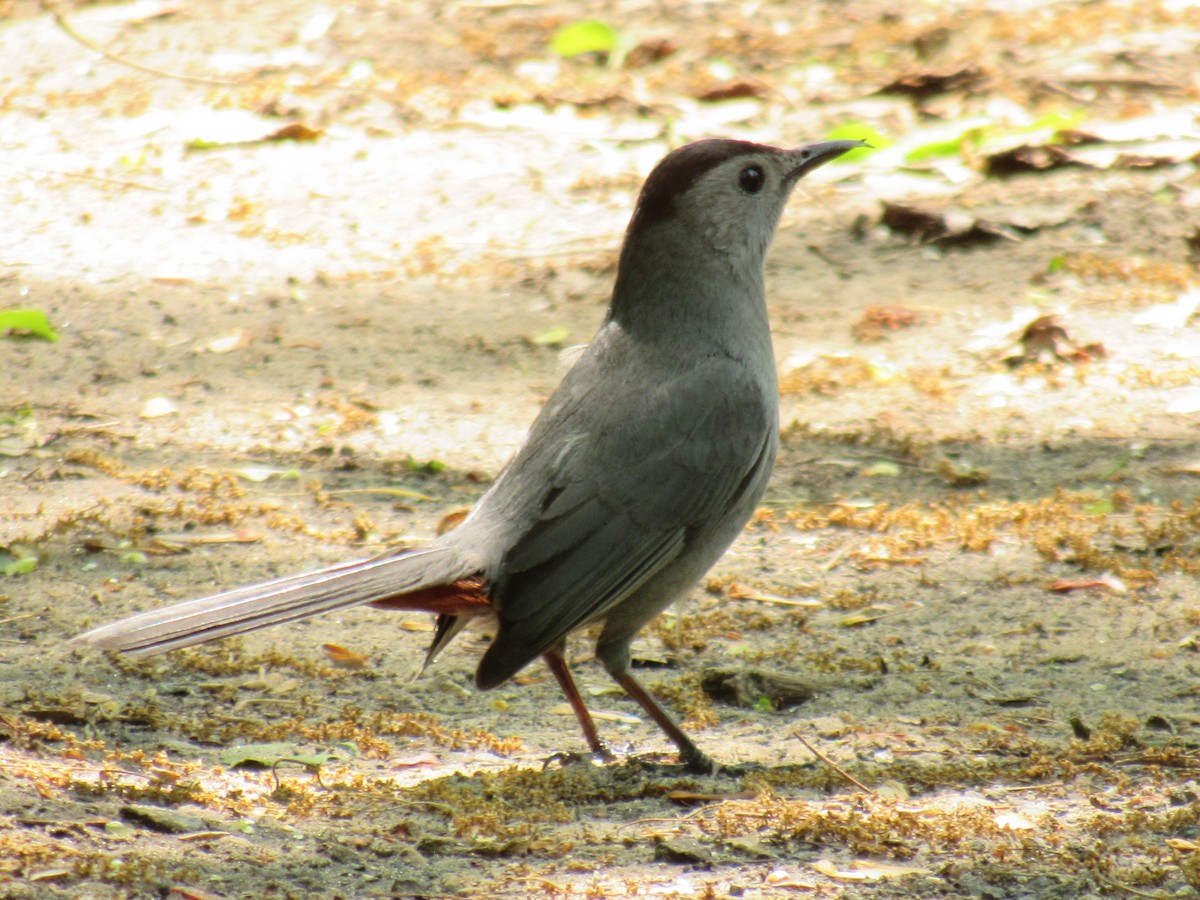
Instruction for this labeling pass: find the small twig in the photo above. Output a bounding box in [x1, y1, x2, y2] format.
[792, 732, 877, 795]
[819, 541, 855, 572]
[42, 0, 240, 87]
[0, 612, 41, 628]
[0, 161, 169, 193]
[1091, 869, 1172, 899]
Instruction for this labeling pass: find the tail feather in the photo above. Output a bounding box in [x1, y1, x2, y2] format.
[73, 546, 472, 656]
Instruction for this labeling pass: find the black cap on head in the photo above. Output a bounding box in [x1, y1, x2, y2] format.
[629, 139, 769, 232]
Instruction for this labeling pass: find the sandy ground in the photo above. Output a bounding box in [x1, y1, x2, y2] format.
[2, 0, 1200, 897]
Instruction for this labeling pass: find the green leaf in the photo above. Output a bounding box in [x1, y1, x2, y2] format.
[3, 556, 38, 576]
[550, 20, 617, 58]
[905, 135, 972, 162]
[825, 123, 890, 161]
[902, 118, 991, 163]
[0, 309, 60, 342]
[407, 457, 446, 475]
[1023, 110, 1087, 138]
[531, 325, 570, 347]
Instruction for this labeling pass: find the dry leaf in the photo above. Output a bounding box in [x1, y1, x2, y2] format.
[241, 672, 300, 694]
[727, 582, 822, 607]
[436, 508, 470, 534]
[765, 867, 818, 889]
[1004, 314, 1105, 367]
[549, 702, 640, 724]
[1047, 574, 1126, 594]
[876, 65, 987, 102]
[852, 305, 930, 341]
[322, 643, 370, 669]
[170, 883, 230, 900]
[812, 859, 931, 881]
[27, 868, 73, 882]
[266, 122, 323, 142]
[153, 528, 263, 546]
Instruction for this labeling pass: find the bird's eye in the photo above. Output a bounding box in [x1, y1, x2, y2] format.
[738, 165, 765, 194]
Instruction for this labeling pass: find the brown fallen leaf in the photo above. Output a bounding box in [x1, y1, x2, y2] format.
[852, 305, 931, 342]
[622, 37, 676, 68]
[399, 618, 434, 633]
[392, 753, 441, 768]
[985, 143, 1090, 178]
[322, 643, 371, 669]
[882, 201, 1072, 250]
[436, 507, 470, 535]
[27, 869, 73, 883]
[1005, 314, 1106, 367]
[875, 65, 988, 102]
[695, 81, 766, 102]
[265, 122, 322, 142]
[881, 202, 948, 242]
[765, 867, 818, 889]
[1047, 574, 1126, 594]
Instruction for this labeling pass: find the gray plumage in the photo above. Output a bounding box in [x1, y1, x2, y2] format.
[76, 137, 861, 771]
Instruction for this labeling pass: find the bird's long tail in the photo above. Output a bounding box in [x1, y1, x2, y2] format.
[73, 546, 490, 656]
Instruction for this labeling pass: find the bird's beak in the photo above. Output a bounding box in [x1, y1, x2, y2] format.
[785, 139, 867, 182]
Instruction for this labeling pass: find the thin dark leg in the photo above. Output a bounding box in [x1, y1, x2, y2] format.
[609, 668, 716, 774]
[543, 646, 614, 761]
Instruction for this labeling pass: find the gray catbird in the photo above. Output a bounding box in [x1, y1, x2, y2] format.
[76, 138, 861, 772]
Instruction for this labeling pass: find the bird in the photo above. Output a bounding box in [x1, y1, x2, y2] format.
[75, 137, 862, 772]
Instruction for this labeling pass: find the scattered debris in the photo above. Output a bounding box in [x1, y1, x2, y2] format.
[1048, 574, 1127, 594]
[699, 666, 817, 710]
[882, 201, 1074, 249]
[1004, 314, 1106, 367]
[851, 305, 933, 342]
[875, 65, 988, 104]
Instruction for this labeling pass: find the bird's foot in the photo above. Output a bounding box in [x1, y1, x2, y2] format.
[541, 745, 619, 770]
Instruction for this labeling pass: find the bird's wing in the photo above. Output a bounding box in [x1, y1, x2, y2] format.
[475, 360, 773, 688]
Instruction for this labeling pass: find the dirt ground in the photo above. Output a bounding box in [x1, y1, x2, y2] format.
[2, 0, 1200, 897]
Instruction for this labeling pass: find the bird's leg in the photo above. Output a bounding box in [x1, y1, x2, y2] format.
[542, 646, 615, 762]
[607, 668, 716, 774]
